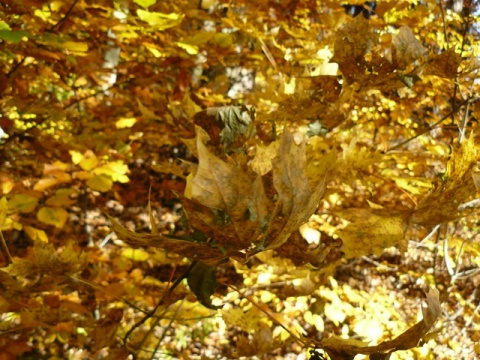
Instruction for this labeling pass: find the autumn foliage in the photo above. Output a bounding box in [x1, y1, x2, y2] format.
[1, 0, 479, 359]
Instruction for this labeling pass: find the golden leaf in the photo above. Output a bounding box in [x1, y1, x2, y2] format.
[412, 134, 478, 226]
[37, 207, 69, 228]
[337, 208, 410, 259]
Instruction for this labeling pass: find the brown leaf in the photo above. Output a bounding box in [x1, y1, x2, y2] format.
[332, 17, 378, 83]
[424, 48, 461, 78]
[265, 132, 332, 250]
[391, 27, 426, 69]
[108, 215, 228, 265]
[190, 126, 269, 249]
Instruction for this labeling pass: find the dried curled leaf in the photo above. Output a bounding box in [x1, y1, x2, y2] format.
[264, 131, 332, 251]
[193, 105, 255, 150]
[187, 262, 219, 309]
[110, 127, 335, 266]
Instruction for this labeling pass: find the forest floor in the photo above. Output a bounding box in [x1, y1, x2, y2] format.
[84, 183, 480, 360]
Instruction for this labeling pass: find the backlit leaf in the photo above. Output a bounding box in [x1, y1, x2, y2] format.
[37, 207, 69, 228]
[116, 117, 137, 129]
[391, 27, 426, 69]
[8, 194, 38, 213]
[87, 174, 113, 192]
[79, 150, 98, 171]
[136, 10, 184, 30]
[122, 248, 150, 261]
[337, 208, 410, 258]
[93, 161, 129, 183]
[24, 226, 49, 242]
[134, 0, 156, 8]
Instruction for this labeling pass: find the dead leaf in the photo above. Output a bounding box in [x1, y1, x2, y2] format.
[391, 27, 426, 69]
[193, 105, 255, 150]
[424, 48, 461, 78]
[264, 131, 332, 250]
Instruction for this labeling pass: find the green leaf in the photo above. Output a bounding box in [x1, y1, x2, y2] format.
[0, 29, 30, 43]
[187, 262, 219, 309]
[193, 105, 255, 150]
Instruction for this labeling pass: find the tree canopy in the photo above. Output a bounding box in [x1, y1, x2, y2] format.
[1, 0, 479, 359]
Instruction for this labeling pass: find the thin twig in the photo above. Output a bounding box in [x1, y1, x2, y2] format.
[123, 261, 198, 351]
[0, 230, 13, 264]
[222, 282, 311, 347]
[69, 275, 147, 313]
[50, 0, 80, 32]
[386, 98, 470, 152]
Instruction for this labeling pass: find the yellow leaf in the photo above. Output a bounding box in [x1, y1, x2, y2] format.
[136, 98, 159, 120]
[46, 189, 77, 207]
[176, 42, 198, 55]
[37, 207, 69, 228]
[134, 0, 156, 8]
[92, 161, 129, 183]
[63, 41, 89, 53]
[184, 173, 193, 199]
[73, 171, 92, 180]
[8, 193, 39, 213]
[122, 248, 150, 261]
[412, 134, 478, 225]
[182, 91, 202, 120]
[0, 174, 14, 195]
[144, 43, 165, 58]
[337, 208, 410, 258]
[34, 178, 60, 192]
[79, 150, 98, 171]
[214, 33, 233, 48]
[136, 10, 184, 30]
[251, 141, 280, 176]
[24, 226, 49, 242]
[2, 218, 23, 231]
[69, 150, 83, 164]
[0, 197, 7, 225]
[116, 117, 137, 129]
[86, 174, 113, 192]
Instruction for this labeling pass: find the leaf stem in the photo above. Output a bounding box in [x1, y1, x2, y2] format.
[123, 260, 198, 357]
[0, 230, 13, 264]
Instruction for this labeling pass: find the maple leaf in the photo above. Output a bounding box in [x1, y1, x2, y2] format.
[110, 128, 334, 265]
[262, 131, 333, 251]
[390, 27, 427, 70]
[3, 241, 88, 278]
[336, 208, 411, 259]
[411, 134, 478, 226]
[193, 105, 255, 150]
